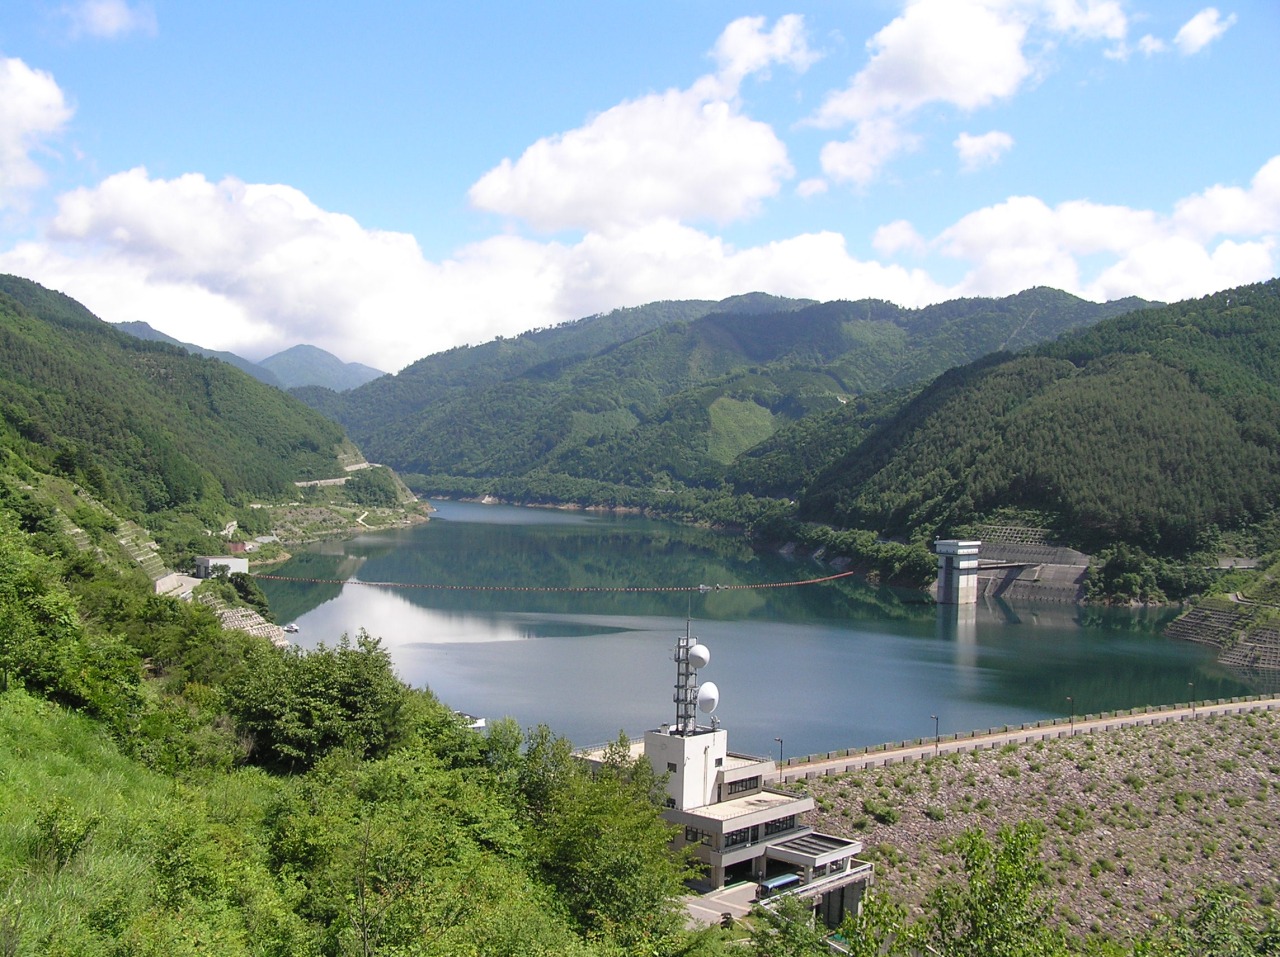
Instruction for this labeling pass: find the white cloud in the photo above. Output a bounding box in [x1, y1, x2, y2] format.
[807, 0, 1140, 186]
[1137, 34, 1167, 55]
[1172, 156, 1280, 239]
[795, 178, 829, 198]
[873, 219, 927, 257]
[710, 14, 818, 91]
[7, 156, 1277, 372]
[1173, 7, 1236, 55]
[811, 0, 1032, 127]
[1040, 0, 1128, 40]
[933, 156, 1279, 301]
[3, 166, 948, 371]
[955, 130, 1015, 171]
[0, 57, 73, 209]
[64, 0, 157, 39]
[468, 15, 814, 233]
[468, 88, 792, 232]
[819, 117, 920, 189]
[1089, 236, 1273, 302]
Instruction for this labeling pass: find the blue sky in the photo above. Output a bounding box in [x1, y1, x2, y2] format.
[0, 1, 1276, 372]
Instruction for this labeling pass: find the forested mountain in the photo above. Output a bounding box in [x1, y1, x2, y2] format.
[295, 291, 808, 439]
[117, 322, 384, 392]
[306, 287, 1146, 491]
[0, 274, 356, 524]
[115, 319, 285, 387]
[260, 343, 384, 390]
[800, 280, 1280, 554]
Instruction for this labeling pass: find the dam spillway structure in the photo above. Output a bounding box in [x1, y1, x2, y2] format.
[935, 539, 981, 604]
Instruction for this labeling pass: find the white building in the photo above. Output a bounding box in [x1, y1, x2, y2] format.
[193, 555, 249, 579]
[580, 626, 872, 926]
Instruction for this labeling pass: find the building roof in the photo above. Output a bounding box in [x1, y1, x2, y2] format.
[684, 788, 812, 824]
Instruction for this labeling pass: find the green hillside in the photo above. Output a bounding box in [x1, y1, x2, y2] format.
[115, 319, 284, 388]
[317, 287, 1145, 493]
[800, 280, 1280, 556]
[0, 274, 374, 570]
[0, 275, 354, 521]
[301, 293, 804, 442]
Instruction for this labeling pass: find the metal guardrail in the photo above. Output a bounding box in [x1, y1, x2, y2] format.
[778, 694, 1280, 782]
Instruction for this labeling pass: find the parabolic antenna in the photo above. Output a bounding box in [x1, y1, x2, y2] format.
[697, 681, 720, 714]
[688, 643, 710, 670]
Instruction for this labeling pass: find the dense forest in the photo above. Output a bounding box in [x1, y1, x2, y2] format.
[300, 288, 1146, 500]
[801, 281, 1280, 557]
[0, 275, 361, 563]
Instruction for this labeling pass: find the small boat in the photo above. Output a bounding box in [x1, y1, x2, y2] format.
[283, 623, 299, 633]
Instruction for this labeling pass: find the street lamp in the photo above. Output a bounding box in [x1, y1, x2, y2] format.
[1188, 681, 1196, 717]
[930, 714, 940, 757]
[1067, 696, 1074, 732]
[775, 736, 784, 764]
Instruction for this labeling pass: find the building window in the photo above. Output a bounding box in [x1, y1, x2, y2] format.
[684, 826, 713, 846]
[764, 815, 796, 836]
[715, 757, 724, 767]
[725, 825, 759, 848]
[664, 797, 675, 808]
[667, 762, 678, 773]
[727, 776, 761, 795]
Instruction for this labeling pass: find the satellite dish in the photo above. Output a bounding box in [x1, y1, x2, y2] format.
[697, 681, 720, 714]
[688, 643, 710, 670]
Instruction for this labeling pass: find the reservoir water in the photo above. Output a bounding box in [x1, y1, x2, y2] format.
[258, 500, 1248, 760]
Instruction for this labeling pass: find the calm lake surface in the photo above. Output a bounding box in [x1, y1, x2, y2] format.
[258, 501, 1248, 760]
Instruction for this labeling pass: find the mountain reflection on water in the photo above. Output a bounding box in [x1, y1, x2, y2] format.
[258, 501, 1247, 758]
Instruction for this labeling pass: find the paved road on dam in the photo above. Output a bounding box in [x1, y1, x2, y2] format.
[776, 695, 1280, 784]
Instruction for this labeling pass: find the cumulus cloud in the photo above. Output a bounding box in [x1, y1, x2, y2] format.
[811, 0, 1031, 128]
[710, 14, 819, 91]
[1040, 0, 1128, 40]
[873, 219, 927, 257]
[819, 117, 920, 189]
[3, 166, 951, 371]
[808, 0, 1138, 186]
[1089, 236, 1272, 302]
[468, 90, 792, 232]
[0, 57, 73, 209]
[63, 0, 157, 39]
[1172, 156, 1280, 239]
[468, 15, 814, 233]
[1174, 7, 1236, 55]
[934, 155, 1279, 301]
[1137, 34, 1167, 55]
[6, 155, 1277, 371]
[955, 130, 1015, 171]
[795, 178, 828, 198]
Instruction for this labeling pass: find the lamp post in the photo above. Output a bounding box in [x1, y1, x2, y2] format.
[1188, 681, 1196, 717]
[775, 736, 783, 764]
[931, 714, 939, 757]
[1067, 696, 1074, 733]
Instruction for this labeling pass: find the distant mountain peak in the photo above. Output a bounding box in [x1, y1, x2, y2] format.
[259, 345, 384, 391]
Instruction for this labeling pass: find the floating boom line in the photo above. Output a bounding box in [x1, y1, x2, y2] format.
[252, 569, 861, 593]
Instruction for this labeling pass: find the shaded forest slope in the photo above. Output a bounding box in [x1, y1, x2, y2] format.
[800, 280, 1280, 554]
[0, 274, 355, 521]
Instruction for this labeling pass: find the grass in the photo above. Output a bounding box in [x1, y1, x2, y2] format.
[0, 690, 293, 956]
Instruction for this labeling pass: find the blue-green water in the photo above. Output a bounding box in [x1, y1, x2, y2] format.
[258, 501, 1247, 759]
